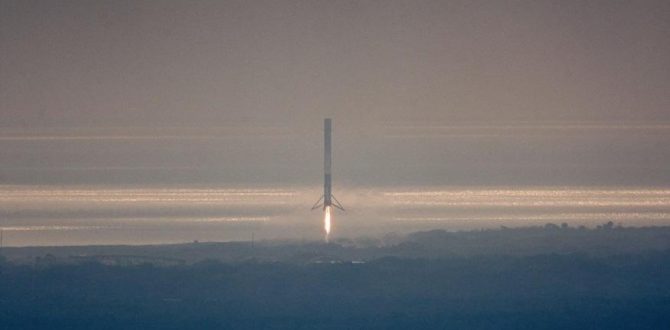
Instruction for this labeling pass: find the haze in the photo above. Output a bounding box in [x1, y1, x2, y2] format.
[1, 0, 669, 245]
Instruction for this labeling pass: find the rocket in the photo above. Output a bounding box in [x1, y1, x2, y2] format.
[312, 118, 344, 211]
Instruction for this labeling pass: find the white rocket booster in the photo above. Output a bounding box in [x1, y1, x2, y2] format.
[312, 118, 344, 211]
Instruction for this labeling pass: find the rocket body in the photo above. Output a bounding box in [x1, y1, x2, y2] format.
[312, 118, 344, 212]
[324, 118, 332, 209]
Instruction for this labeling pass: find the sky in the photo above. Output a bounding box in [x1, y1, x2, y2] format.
[1, 0, 669, 187]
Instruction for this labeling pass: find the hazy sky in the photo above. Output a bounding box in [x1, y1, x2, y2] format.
[1, 0, 669, 186]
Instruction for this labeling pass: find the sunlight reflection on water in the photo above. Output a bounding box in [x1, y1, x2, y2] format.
[1, 186, 669, 245]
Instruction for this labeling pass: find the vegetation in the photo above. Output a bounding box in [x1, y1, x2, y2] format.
[1, 225, 670, 329]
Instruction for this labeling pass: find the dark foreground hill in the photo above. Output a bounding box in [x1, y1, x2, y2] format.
[1, 225, 670, 329]
[4, 223, 670, 264]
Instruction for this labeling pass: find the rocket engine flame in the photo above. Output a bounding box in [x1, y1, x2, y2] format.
[324, 206, 331, 242]
[312, 119, 342, 242]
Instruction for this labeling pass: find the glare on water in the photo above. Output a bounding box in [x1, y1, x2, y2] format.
[1, 185, 670, 246]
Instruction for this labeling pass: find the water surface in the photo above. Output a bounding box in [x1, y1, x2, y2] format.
[1, 185, 668, 246]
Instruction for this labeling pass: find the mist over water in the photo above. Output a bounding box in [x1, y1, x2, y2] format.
[1, 184, 669, 246]
[1, 122, 669, 246]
